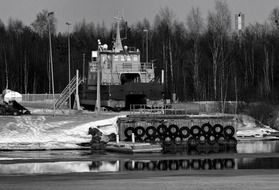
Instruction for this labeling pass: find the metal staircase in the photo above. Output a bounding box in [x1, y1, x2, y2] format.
[54, 75, 83, 109]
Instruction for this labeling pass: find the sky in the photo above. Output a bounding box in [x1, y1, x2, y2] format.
[0, 0, 279, 33]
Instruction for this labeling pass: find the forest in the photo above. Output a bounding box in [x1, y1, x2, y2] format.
[1, 1, 279, 104]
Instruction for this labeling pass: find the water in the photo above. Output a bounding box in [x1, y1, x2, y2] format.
[0, 141, 279, 175]
[1, 157, 279, 175]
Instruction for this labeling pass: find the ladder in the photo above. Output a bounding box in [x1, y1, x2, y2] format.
[54, 75, 83, 109]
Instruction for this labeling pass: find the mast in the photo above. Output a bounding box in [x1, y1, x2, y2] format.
[113, 17, 123, 52]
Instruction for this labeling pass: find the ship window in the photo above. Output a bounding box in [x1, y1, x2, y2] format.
[120, 73, 141, 84]
[107, 61, 111, 69]
[133, 55, 138, 61]
[123, 62, 132, 69]
[120, 55, 124, 61]
[127, 56, 131, 61]
[114, 55, 118, 61]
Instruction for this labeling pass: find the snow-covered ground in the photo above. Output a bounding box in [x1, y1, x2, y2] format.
[0, 112, 277, 150]
[236, 114, 278, 137]
[0, 114, 125, 150]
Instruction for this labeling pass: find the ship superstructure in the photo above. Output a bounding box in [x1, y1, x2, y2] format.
[80, 18, 164, 110]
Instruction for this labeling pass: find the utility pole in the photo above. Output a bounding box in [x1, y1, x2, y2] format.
[82, 53, 85, 80]
[95, 39, 102, 113]
[143, 29, 148, 65]
[66, 22, 71, 109]
[47, 11, 55, 116]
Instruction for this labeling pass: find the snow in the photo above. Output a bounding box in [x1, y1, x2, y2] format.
[0, 112, 278, 150]
[236, 114, 278, 137]
[0, 115, 126, 150]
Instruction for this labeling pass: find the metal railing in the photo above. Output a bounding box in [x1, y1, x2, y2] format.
[22, 94, 60, 102]
[129, 104, 189, 115]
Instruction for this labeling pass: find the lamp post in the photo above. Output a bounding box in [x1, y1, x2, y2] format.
[143, 29, 148, 66]
[47, 11, 55, 116]
[66, 22, 71, 109]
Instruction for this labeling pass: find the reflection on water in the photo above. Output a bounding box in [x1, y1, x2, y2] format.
[1, 141, 279, 175]
[237, 141, 279, 154]
[163, 141, 279, 155]
[123, 158, 236, 171]
[0, 161, 119, 174]
[238, 157, 279, 169]
[2, 157, 279, 175]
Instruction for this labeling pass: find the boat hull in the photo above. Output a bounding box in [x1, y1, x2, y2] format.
[80, 83, 164, 109]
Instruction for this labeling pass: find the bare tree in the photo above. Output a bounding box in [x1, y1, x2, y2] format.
[207, 0, 231, 103]
[187, 7, 204, 100]
[154, 8, 175, 99]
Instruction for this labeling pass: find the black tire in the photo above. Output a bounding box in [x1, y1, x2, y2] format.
[179, 126, 190, 138]
[157, 124, 168, 136]
[224, 126, 235, 137]
[163, 135, 173, 145]
[180, 160, 190, 170]
[213, 124, 223, 134]
[198, 134, 207, 145]
[207, 134, 217, 145]
[213, 159, 223, 170]
[191, 159, 201, 170]
[181, 137, 188, 142]
[147, 161, 156, 170]
[157, 160, 168, 170]
[202, 159, 212, 170]
[124, 161, 134, 170]
[168, 124, 179, 135]
[135, 162, 145, 170]
[224, 159, 235, 169]
[134, 126, 145, 138]
[190, 125, 201, 136]
[124, 127, 134, 138]
[146, 126, 157, 137]
[188, 136, 198, 147]
[144, 136, 154, 143]
[216, 134, 226, 146]
[201, 123, 212, 134]
[154, 135, 162, 143]
[135, 137, 143, 142]
[174, 136, 182, 145]
[226, 137, 237, 147]
[169, 160, 179, 170]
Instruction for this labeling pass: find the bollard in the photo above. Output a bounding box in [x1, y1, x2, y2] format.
[116, 134, 119, 144]
[132, 133, 135, 143]
[132, 160, 135, 169]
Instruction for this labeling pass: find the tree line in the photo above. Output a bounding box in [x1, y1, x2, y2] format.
[1, 1, 279, 104]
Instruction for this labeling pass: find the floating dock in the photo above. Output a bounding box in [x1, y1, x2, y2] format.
[106, 142, 162, 153]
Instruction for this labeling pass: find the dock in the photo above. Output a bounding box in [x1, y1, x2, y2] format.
[105, 142, 162, 153]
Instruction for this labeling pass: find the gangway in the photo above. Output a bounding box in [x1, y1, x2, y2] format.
[54, 70, 83, 109]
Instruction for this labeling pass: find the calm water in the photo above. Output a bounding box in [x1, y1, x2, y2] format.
[1, 141, 279, 175]
[1, 157, 279, 175]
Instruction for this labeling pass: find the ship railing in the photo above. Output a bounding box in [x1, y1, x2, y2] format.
[140, 62, 153, 71]
[89, 61, 98, 72]
[129, 104, 191, 115]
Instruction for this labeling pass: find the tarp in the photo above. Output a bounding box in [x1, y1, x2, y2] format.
[2, 89, 22, 103]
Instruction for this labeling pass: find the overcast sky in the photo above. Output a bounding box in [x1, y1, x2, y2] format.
[0, 0, 279, 32]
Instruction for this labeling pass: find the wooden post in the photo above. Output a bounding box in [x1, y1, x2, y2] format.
[132, 133, 135, 143]
[116, 134, 119, 144]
